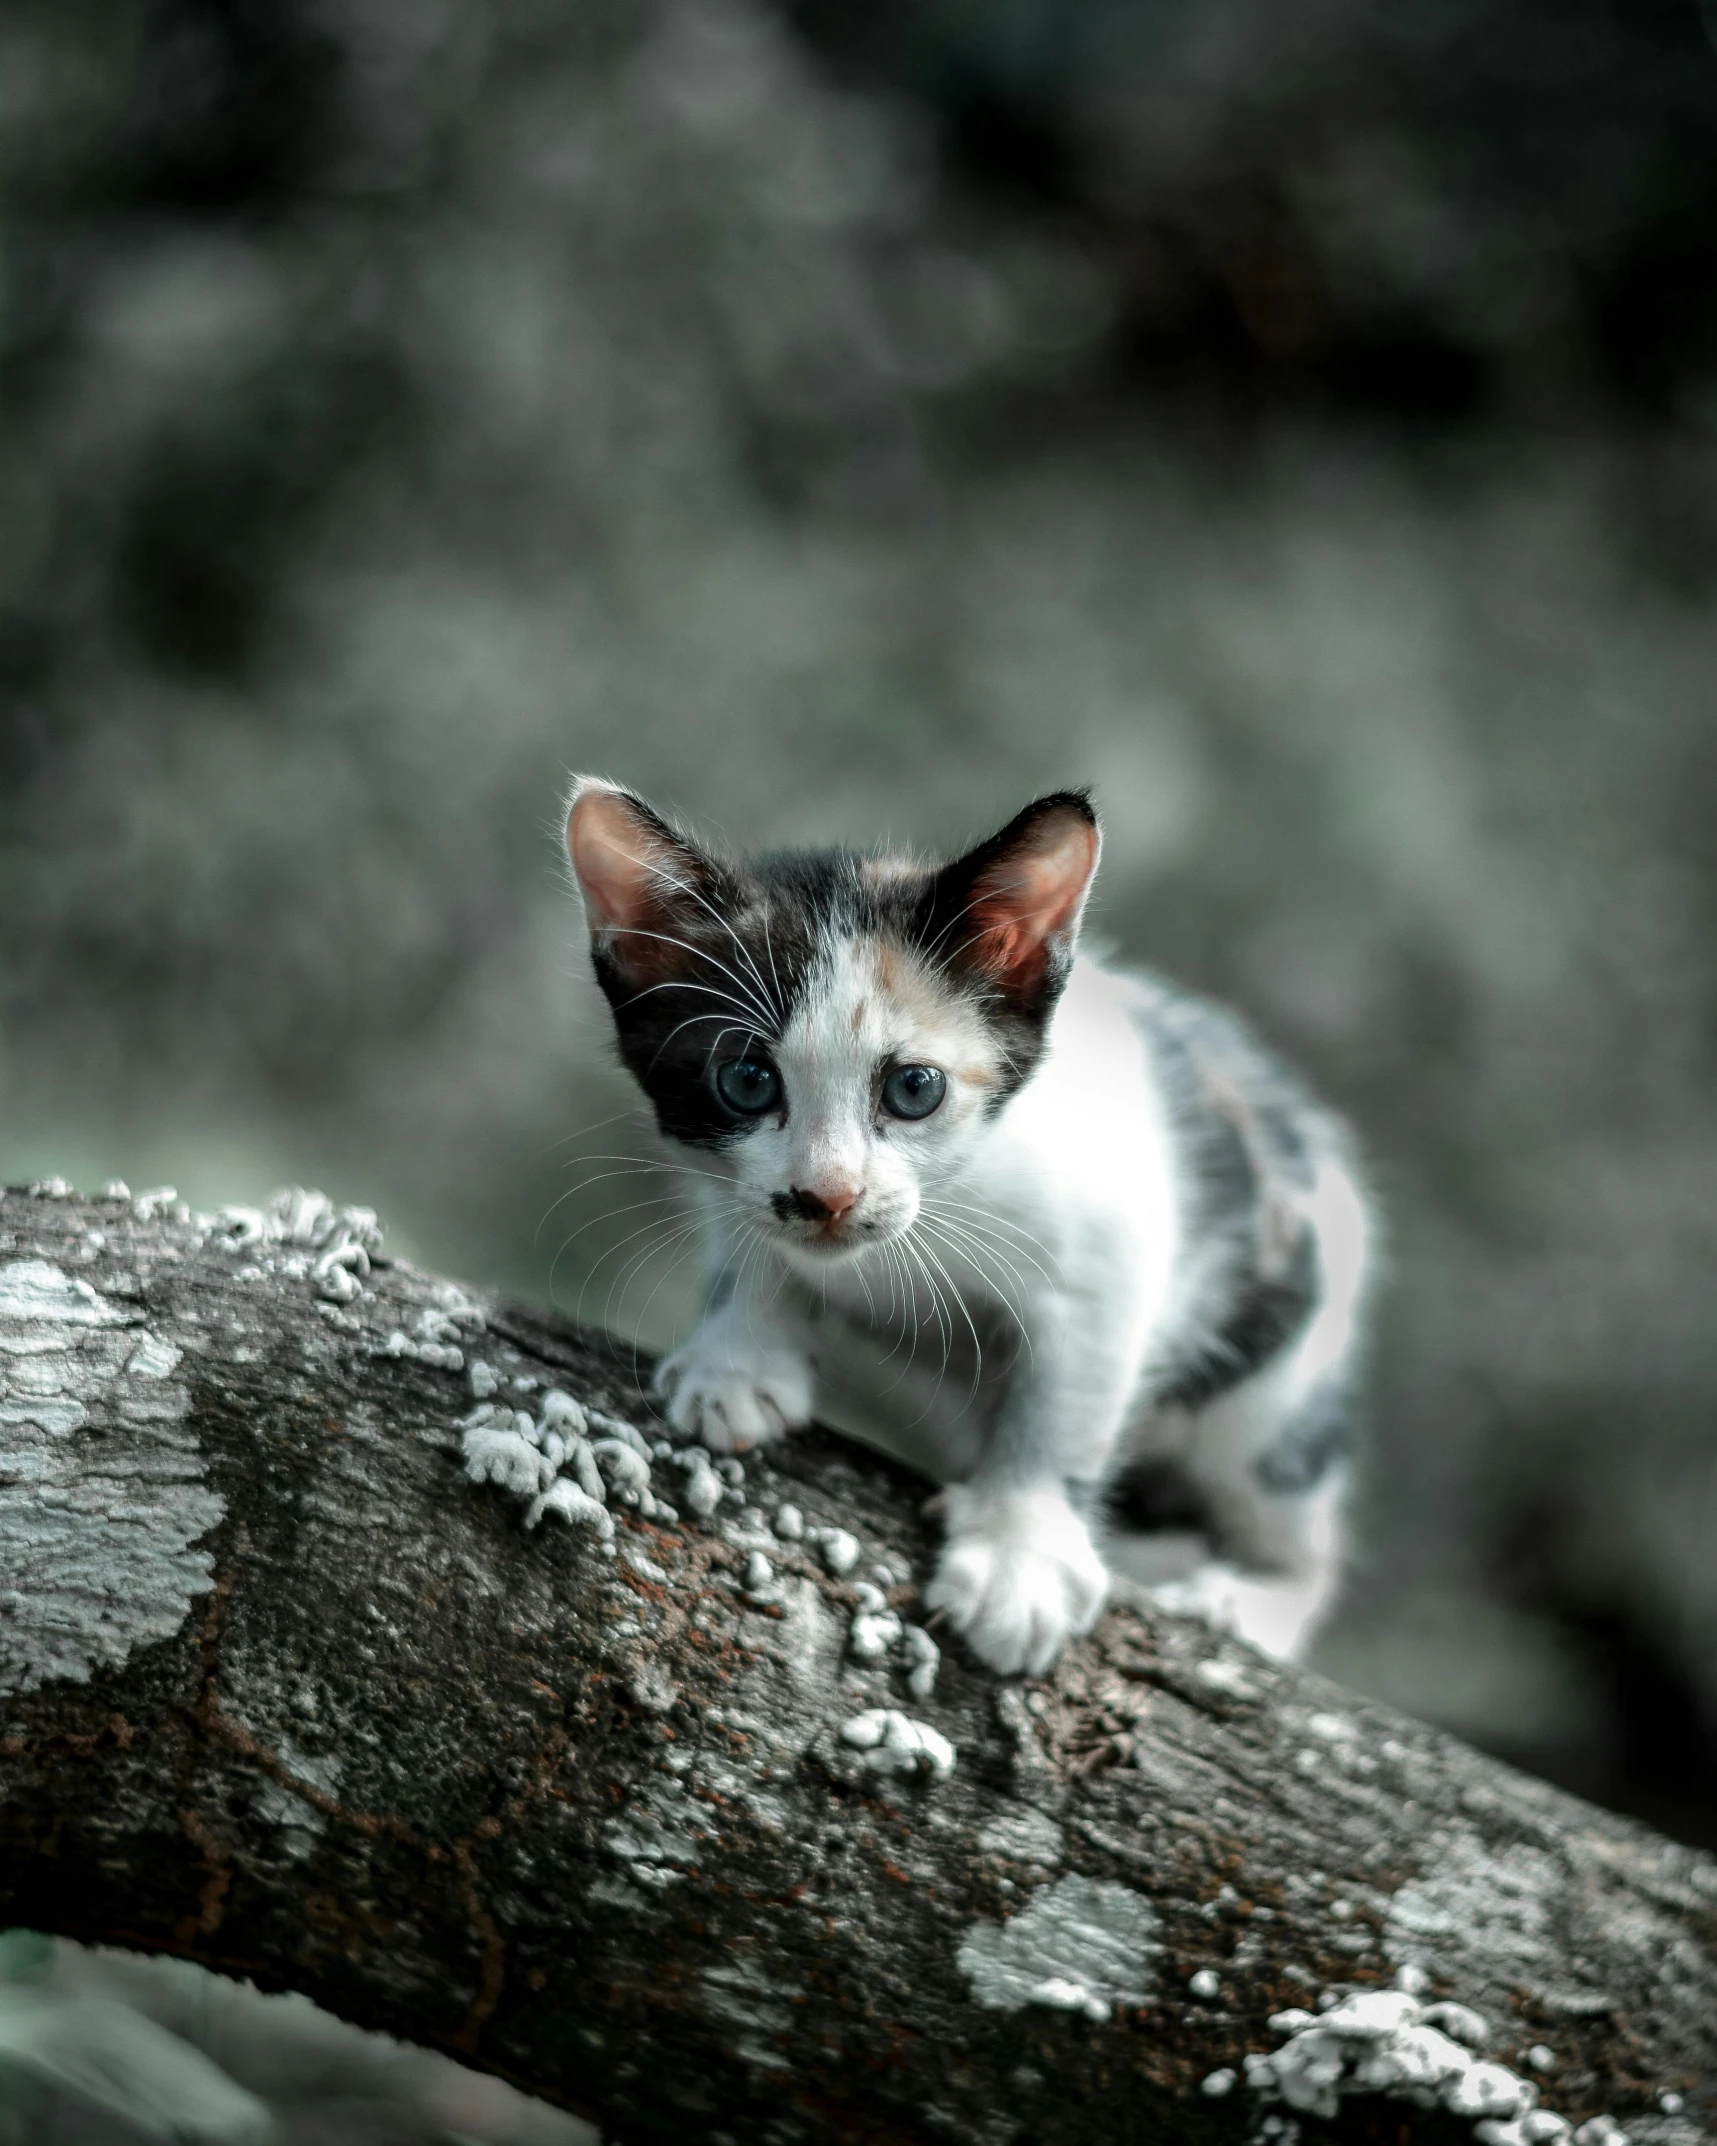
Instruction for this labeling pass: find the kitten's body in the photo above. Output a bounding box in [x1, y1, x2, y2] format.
[566, 781, 1372, 1673]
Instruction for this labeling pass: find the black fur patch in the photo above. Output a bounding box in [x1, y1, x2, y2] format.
[1155, 1230, 1320, 1413]
[591, 846, 857, 1149]
[1138, 984, 1327, 1411]
[1106, 1457, 1213, 1535]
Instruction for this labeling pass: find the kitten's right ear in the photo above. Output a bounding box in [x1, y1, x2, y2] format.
[564, 778, 723, 988]
[926, 790, 1100, 1012]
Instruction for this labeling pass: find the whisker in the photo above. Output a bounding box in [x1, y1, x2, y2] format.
[536, 1166, 698, 1246]
[558, 1199, 712, 1308]
[916, 1209, 1048, 1298]
[921, 1195, 1057, 1260]
[758, 900, 787, 1030]
[534, 1105, 649, 1161]
[558, 1152, 738, 1187]
[542, 1191, 709, 1261]
[915, 1217, 1035, 1366]
[645, 1009, 765, 1075]
[663, 871, 785, 1029]
[630, 1219, 733, 1359]
[613, 971, 772, 1025]
[596, 1217, 709, 1337]
[613, 915, 779, 1034]
[908, 1227, 987, 1407]
[899, 1231, 953, 1371]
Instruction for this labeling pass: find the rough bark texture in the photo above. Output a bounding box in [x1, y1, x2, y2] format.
[0, 1184, 1712, 2146]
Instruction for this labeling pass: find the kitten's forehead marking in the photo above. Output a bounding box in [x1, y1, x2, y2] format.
[861, 854, 926, 890]
[778, 934, 1002, 1097]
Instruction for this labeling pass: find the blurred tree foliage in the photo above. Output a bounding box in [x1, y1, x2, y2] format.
[3, 0, 1717, 1845]
[792, 0, 1717, 418]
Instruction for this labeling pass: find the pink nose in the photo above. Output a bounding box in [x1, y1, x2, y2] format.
[784, 1183, 860, 1224]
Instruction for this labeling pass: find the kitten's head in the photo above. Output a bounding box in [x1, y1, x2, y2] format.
[564, 780, 1099, 1268]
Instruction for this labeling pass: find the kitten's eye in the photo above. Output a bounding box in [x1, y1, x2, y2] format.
[880, 1063, 946, 1120]
[715, 1058, 781, 1115]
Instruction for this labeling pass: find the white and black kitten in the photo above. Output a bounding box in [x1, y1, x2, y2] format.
[564, 779, 1372, 1675]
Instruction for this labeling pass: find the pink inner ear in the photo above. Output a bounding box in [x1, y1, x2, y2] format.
[968, 817, 1099, 985]
[566, 789, 682, 948]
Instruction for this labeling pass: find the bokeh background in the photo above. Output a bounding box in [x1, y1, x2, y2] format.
[5, 0, 1717, 1854]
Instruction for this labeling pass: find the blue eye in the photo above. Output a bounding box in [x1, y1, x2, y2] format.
[715, 1058, 781, 1115]
[881, 1063, 946, 1120]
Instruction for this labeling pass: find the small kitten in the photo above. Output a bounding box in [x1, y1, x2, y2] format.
[564, 779, 1373, 1674]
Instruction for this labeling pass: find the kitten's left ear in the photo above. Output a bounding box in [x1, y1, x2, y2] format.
[928, 791, 1100, 1008]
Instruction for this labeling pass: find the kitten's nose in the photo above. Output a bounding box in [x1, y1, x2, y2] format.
[784, 1184, 861, 1223]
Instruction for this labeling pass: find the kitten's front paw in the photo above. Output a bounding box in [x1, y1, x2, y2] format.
[924, 1486, 1108, 1677]
[1148, 1561, 1333, 1663]
[653, 1321, 813, 1454]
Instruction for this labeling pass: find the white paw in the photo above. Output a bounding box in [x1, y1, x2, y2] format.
[653, 1317, 813, 1454]
[1148, 1560, 1332, 1662]
[924, 1486, 1109, 1677]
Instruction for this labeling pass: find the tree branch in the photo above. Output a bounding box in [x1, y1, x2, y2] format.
[0, 1184, 1711, 2145]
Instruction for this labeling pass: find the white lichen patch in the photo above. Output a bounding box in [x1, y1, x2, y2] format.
[1243, 1980, 1631, 2146]
[1249, 1990, 1521, 2124]
[1195, 1654, 1257, 1698]
[602, 1804, 701, 1890]
[124, 1334, 182, 1381]
[812, 1525, 860, 1576]
[958, 1874, 1159, 2023]
[1386, 1837, 1561, 1988]
[592, 1438, 651, 1500]
[978, 1807, 1065, 1867]
[900, 1623, 940, 1699]
[1424, 2001, 1490, 2048]
[840, 1708, 956, 1782]
[672, 1446, 723, 1518]
[252, 1740, 343, 1860]
[525, 1478, 614, 1538]
[457, 1382, 704, 1551]
[0, 1259, 223, 1694]
[203, 1188, 386, 1312]
[461, 1420, 556, 1498]
[848, 1581, 903, 1662]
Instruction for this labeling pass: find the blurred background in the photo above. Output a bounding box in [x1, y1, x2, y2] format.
[5, 0, 1717, 1866]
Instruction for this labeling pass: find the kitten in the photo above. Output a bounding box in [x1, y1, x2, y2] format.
[564, 779, 1373, 1675]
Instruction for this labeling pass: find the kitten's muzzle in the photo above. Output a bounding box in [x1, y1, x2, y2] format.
[770, 1182, 905, 1262]
[773, 1183, 861, 1228]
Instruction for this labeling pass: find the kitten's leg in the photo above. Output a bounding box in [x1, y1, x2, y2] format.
[653, 1227, 813, 1455]
[1151, 1142, 1369, 1661]
[924, 1299, 1147, 1676]
[1149, 1361, 1355, 1662]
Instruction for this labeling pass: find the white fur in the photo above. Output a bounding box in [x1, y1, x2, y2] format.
[651, 946, 1367, 1674]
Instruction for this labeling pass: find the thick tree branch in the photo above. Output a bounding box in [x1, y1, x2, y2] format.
[0, 1184, 1711, 2145]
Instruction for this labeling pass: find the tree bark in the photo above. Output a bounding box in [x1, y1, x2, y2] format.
[0, 1183, 1712, 2146]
